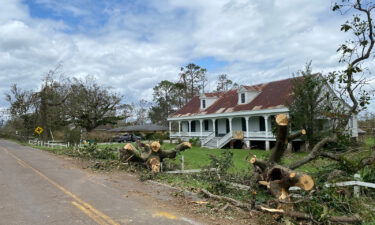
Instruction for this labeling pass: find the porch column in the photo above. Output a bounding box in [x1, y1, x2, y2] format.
[245, 116, 249, 138]
[264, 115, 269, 137]
[265, 141, 270, 151]
[188, 120, 192, 136]
[169, 121, 172, 135]
[212, 119, 216, 135]
[178, 121, 181, 136]
[228, 117, 233, 135]
[199, 119, 203, 137]
[264, 115, 270, 151]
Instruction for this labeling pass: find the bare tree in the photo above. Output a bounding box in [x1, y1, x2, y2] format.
[216, 74, 234, 91]
[179, 63, 207, 103]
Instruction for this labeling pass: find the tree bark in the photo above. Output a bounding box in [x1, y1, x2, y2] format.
[120, 141, 191, 173]
[269, 114, 289, 163]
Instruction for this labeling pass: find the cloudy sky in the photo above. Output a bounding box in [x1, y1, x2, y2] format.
[0, 0, 374, 113]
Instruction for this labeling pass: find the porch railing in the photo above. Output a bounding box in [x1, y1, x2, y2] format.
[170, 131, 212, 137]
[217, 132, 233, 149]
[201, 132, 215, 146]
[171, 131, 276, 138]
[245, 131, 274, 138]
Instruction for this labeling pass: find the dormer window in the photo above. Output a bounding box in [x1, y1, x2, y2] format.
[202, 99, 206, 109]
[240, 93, 246, 104]
[237, 85, 260, 105]
[200, 93, 220, 109]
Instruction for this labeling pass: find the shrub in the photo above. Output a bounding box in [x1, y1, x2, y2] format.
[188, 137, 200, 146]
[76, 143, 118, 160]
[64, 128, 81, 144]
[202, 150, 234, 194]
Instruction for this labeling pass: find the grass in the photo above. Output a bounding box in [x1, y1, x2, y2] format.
[162, 142, 267, 172]
[160, 143, 326, 174]
[27, 140, 325, 174]
[365, 136, 375, 147]
[26, 136, 375, 175]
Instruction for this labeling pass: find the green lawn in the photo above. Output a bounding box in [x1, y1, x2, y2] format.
[93, 141, 320, 173]
[365, 136, 375, 147]
[163, 143, 269, 172]
[31, 136, 375, 175]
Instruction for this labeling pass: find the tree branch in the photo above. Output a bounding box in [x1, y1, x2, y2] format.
[289, 135, 337, 170]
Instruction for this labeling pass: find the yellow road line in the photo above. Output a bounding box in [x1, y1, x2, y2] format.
[153, 211, 178, 220]
[16, 159, 27, 168]
[0, 146, 120, 225]
[71, 201, 110, 225]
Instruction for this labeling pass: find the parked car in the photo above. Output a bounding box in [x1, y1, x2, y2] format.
[112, 134, 141, 143]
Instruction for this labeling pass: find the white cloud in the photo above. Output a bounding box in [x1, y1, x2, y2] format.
[0, 0, 373, 112]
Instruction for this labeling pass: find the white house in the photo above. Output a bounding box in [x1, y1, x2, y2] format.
[167, 77, 358, 150]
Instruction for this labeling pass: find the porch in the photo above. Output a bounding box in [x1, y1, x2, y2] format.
[168, 115, 277, 150]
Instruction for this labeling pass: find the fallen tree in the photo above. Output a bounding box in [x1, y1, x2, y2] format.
[120, 141, 191, 173]
[249, 114, 314, 201]
[199, 188, 361, 224]
[246, 113, 367, 222]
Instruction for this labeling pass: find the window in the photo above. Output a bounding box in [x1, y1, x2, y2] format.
[191, 121, 196, 132]
[241, 118, 246, 131]
[240, 93, 246, 104]
[202, 99, 206, 108]
[204, 120, 209, 131]
[259, 117, 265, 131]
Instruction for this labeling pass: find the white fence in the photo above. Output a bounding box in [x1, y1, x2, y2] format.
[28, 139, 71, 148]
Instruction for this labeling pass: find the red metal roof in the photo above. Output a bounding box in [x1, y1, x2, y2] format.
[170, 77, 296, 118]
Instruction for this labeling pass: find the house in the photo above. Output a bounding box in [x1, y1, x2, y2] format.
[167, 77, 358, 150]
[109, 124, 168, 136]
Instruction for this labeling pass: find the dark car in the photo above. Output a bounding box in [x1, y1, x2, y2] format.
[112, 134, 141, 143]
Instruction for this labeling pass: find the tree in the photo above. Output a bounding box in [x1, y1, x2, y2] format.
[329, 0, 374, 121]
[5, 84, 38, 135]
[133, 99, 150, 125]
[148, 80, 183, 125]
[118, 104, 134, 124]
[215, 74, 234, 91]
[64, 77, 123, 132]
[288, 62, 333, 149]
[38, 70, 71, 140]
[179, 63, 207, 103]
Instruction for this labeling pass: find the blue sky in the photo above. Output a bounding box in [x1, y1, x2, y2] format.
[0, 0, 374, 114]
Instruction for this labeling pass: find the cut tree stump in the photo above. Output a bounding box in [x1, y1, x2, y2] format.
[120, 141, 192, 173]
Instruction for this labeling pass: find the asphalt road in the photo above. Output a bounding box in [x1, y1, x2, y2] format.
[0, 139, 204, 225]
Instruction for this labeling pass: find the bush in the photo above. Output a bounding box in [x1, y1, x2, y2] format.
[188, 137, 200, 146]
[76, 143, 118, 160]
[202, 150, 234, 194]
[85, 131, 114, 143]
[146, 132, 169, 145]
[64, 128, 81, 144]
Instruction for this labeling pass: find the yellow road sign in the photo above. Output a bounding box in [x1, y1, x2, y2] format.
[35, 126, 44, 135]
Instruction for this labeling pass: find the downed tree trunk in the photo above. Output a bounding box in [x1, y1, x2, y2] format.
[259, 206, 361, 223]
[250, 157, 314, 200]
[120, 141, 191, 173]
[249, 114, 312, 200]
[200, 188, 361, 223]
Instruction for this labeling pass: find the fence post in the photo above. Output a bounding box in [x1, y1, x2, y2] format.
[354, 174, 361, 197]
[181, 155, 185, 171]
